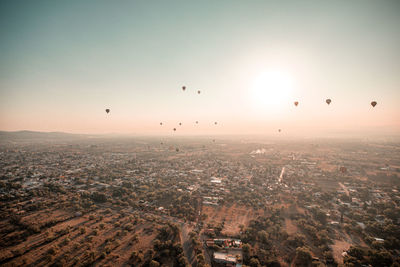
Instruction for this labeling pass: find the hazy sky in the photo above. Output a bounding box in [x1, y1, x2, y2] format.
[1, 0, 399, 136]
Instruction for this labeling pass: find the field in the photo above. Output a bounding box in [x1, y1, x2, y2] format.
[0, 206, 160, 267]
[331, 239, 351, 264]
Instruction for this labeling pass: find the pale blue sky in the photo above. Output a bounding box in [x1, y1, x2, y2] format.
[1, 0, 399, 135]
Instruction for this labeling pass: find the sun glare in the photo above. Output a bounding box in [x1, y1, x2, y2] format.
[251, 70, 294, 113]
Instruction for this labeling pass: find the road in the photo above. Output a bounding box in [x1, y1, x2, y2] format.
[181, 222, 197, 267]
[279, 167, 285, 183]
[338, 182, 349, 196]
[200, 233, 213, 266]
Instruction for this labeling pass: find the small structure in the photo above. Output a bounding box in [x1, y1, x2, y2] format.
[204, 228, 215, 236]
[207, 239, 242, 249]
[211, 177, 222, 184]
[214, 252, 239, 265]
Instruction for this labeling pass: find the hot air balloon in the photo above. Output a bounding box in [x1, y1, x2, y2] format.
[371, 101, 377, 107]
[294, 101, 299, 106]
[105, 109, 110, 114]
[182, 86, 186, 91]
[212, 139, 215, 142]
[173, 128, 176, 131]
[197, 90, 201, 94]
[195, 121, 198, 124]
[214, 122, 217, 125]
[326, 99, 332, 105]
[176, 147, 179, 152]
[179, 122, 182, 126]
[160, 122, 163, 126]
[278, 129, 281, 133]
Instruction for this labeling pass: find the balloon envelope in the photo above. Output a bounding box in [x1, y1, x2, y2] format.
[371, 101, 377, 107]
[326, 99, 332, 105]
[105, 109, 110, 113]
[294, 101, 299, 106]
[197, 90, 201, 94]
[182, 86, 186, 91]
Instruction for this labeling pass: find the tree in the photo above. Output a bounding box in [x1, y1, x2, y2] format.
[145, 249, 154, 261]
[347, 246, 364, 261]
[286, 234, 305, 248]
[90, 192, 108, 202]
[242, 243, 251, 254]
[369, 250, 392, 267]
[323, 251, 336, 265]
[258, 230, 269, 245]
[343, 255, 361, 266]
[197, 253, 205, 264]
[249, 257, 261, 267]
[314, 209, 327, 224]
[149, 260, 160, 267]
[295, 247, 312, 267]
[243, 243, 251, 262]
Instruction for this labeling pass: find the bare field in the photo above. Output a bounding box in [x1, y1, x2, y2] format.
[284, 218, 298, 235]
[202, 204, 263, 236]
[331, 239, 351, 264]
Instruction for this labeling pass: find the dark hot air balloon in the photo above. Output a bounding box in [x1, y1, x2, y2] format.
[179, 122, 182, 126]
[197, 90, 201, 94]
[214, 122, 217, 125]
[326, 99, 332, 105]
[176, 147, 179, 152]
[160, 122, 163, 126]
[173, 128, 176, 131]
[371, 101, 377, 107]
[278, 129, 281, 133]
[195, 121, 198, 124]
[105, 109, 110, 114]
[182, 86, 186, 91]
[294, 101, 299, 106]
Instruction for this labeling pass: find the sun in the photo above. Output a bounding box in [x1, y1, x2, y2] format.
[251, 70, 294, 113]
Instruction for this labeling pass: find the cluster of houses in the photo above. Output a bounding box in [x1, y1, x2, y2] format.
[205, 238, 243, 266]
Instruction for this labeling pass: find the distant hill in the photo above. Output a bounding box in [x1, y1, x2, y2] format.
[0, 130, 88, 140]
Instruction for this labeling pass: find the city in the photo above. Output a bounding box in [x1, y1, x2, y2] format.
[0, 133, 399, 266]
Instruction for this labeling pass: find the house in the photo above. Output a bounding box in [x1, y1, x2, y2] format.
[214, 252, 238, 265]
[212, 239, 242, 249]
[204, 228, 215, 236]
[206, 239, 215, 247]
[356, 222, 366, 230]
